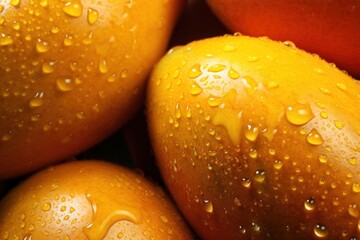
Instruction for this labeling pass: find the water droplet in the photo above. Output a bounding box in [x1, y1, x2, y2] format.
[283, 40, 296, 49]
[285, 104, 314, 125]
[247, 55, 259, 62]
[251, 222, 261, 232]
[84, 194, 141, 239]
[189, 82, 202, 95]
[64, 34, 74, 46]
[10, 0, 20, 7]
[336, 82, 347, 91]
[99, 59, 108, 73]
[29, 92, 44, 108]
[304, 197, 315, 211]
[318, 155, 328, 164]
[352, 183, 360, 193]
[31, 114, 41, 122]
[0, 33, 13, 46]
[41, 202, 51, 211]
[334, 120, 344, 130]
[12, 21, 20, 31]
[266, 81, 279, 89]
[223, 44, 237, 52]
[82, 31, 93, 45]
[121, 70, 128, 79]
[87, 8, 99, 25]
[306, 129, 324, 146]
[51, 26, 60, 34]
[234, 197, 241, 206]
[254, 170, 266, 183]
[242, 76, 258, 96]
[228, 67, 240, 79]
[248, 149, 258, 159]
[40, 0, 48, 7]
[1, 131, 12, 142]
[188, 63, 202, 79]
[160, 215, 168, 223]
[42, 61, 56, 74]
[268, 148, 276, 156]
[320, 111, 328, 119]
[63, 1, 83, 17]
[348, 204, 359, 218]
[208, 64, 226, 73]
[241, 178, 251, 188]
[56, 77, 74, 92]
[313, 224, 328, 238]
[319, 87, 332, 95]
[36, 39, 49, 53]
[244, 124, 259, 142]
[203, 200, 213, 213]
[273, 160, 283, 170]
[348, 157, 357, 166]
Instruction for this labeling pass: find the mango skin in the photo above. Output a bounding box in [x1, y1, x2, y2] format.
[0, 0, 184, 179]
[147, 35, 360, 239]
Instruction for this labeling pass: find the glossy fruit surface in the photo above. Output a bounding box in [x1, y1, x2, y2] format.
[206, 0, 360, 78]
[0, 0, 183, 179]
[0, 160, 194, 239]
[147, 35, 360, 239]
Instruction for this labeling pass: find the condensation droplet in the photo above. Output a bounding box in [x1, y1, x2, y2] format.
[285, 104, 314, 125]
[40, 0, 48, 7]
[273, 160, 283, 170]
[348, 157, 357, 166]
[208, 64, 226, 73]
[254, 170, 266, 183]
[29, 92, 45, 108]
[249, 149, 258, 159]
[203, 200, 213, 213]
[336, 82, 347, 91]
[188, 63, 202, 79]
[320, 111, 328, 119]
[313, 224, 328, 238]
[241, 178, 251, 188]
[189, 82, 202, 95]
[306, 129, 324, 146]
[334, 120, 344, 130]
[56, 77, 74, 92]
[64, 34, 74, 46]
[0, 33, 13, 46]
[87, 8, 99, 25]
[63, 1, 83, 17]
[266, 81, 279, 89]
[99, 59, 108, 74]
[1, 132, 12, 142]
[318, 155, 328, 164]
[42, 61, 56, 74]
[223, 44, 237, 52]
[352, 183, 360, 193]
[10, 0, 20, 7]
[348, 204, 359, 218]
[41, 202, 51, 211]
[244, 124, 259, 142]
[242, 76, 258, 96]
[51, 26, 60, 34]
[36, 39, 49, 53]
[228, 67, 240, 79]
[160, 215, 168, 223]
[304, 197, 315, 211]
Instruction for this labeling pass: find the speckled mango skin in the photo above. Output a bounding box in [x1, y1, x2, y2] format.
[0, 0, 184, 179]
[147, 35, 360, 239]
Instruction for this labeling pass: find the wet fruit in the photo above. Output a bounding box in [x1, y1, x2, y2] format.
[206, 0, 360, 78]
[147, 35, 360, 239]
[0, 160, 194, 239]
[0, 0, 184, 179]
